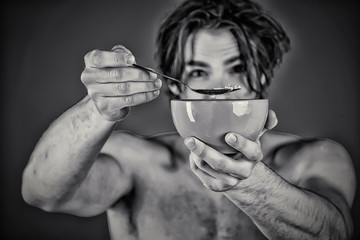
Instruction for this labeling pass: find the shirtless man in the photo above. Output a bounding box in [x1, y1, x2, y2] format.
[21, 0, 356, 239]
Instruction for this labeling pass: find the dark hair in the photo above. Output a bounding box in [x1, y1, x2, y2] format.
[155, 0, 290, 98]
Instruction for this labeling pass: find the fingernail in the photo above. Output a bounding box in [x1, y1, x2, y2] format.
[153, 90, 160, 96]
[226, 133, 237, 143]
[184, 138, 195, 149]
[154, 79, 162, 88]
[112, 47, 124, 53]
[150, 72, 157, 79]
[112, 45, 126, 52]
[126, 54, 135, 64]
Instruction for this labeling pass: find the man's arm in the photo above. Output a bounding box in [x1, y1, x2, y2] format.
[21, 96, 130, 216]
[224, 139, 355, 240]
[186, 137, 355, 239]
[184, 107, 356, 239]
[21, 45, 162, 217]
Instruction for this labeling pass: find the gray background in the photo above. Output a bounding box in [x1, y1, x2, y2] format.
[1, 0, 359, 239]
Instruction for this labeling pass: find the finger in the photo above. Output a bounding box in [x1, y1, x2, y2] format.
[96, 90, 160, 110]
[190, 152, 216, 177]
[190, 153, 239, 183]
[184, 137, 224, 162]
[191, 150, 255, 179]
[225, 133, 263, 161]
[189, 153, 216, 179]
[185, 138, 228, 172]
[189, 153, 240, 192]
[88, 79, 162, 98]
[185, 137, 256, 178]
[84, 49, 135, 68]
[189, 155, 223, 190]
[265, 110, 278, 130]
[81, 67, 157, 84]
[259, 109, 278, 137]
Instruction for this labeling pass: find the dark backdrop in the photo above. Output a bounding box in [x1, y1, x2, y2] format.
[1, 0, 359, 239]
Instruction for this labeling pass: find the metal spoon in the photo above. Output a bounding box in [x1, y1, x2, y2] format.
[132, 64, 241, 95]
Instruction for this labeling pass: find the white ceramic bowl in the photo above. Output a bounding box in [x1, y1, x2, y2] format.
[171, 99, 269, 153]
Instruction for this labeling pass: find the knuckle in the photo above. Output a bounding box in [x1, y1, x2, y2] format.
[84, 51, 92, 64]
[96, 99, 108, 113]
[247, 155, 257, 161]
[109, 69, 120, 80]
[198, 148, 207, 159]
[247, 154, 257, 161]
[123, 95, 133, 104]
[80, 68, 92, 84]
[234, 136, 246, 150]
[213, 161, 225, 172]
[139, 70, 148, 80]
[147, 81, 155, 89]
[114, 54, 120, 65]
[145, 92, 152, 101]
[227, 177, 239, 187]
[89, 49, 101, 67]
[114, 52, 127, 65]
[116, 82, 129, 94]
[80, 71, 87, 84]
[207, 182, 222, 192]
[248, 145, 262, 160]
[239, 138, 248, 150]
[144, 92, 151, 100]
[87, 88, 98, 100]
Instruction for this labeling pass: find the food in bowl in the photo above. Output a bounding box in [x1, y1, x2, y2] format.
[171, 99, 269, 153]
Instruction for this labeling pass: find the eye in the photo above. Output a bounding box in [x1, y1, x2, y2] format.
[188, 69, 208, 78]
[230, 64, 247, 74]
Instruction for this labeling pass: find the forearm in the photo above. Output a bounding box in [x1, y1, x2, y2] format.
[224, 162, 350, 239]
[22, 96, 118, 209]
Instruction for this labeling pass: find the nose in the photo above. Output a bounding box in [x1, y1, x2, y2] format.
[209, 94, 230, 100]
[209, 89, 250, 99]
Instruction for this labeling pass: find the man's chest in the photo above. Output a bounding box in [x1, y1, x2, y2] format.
[131, 165, 267, 240]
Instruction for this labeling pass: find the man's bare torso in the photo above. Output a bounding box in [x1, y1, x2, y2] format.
[102, 131, 305, 240]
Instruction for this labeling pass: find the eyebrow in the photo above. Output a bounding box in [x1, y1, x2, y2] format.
[186, 60, 209, 67]
[224, 55, 244, 65]
[185, 55, 244, 67]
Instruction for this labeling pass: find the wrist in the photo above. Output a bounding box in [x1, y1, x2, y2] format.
[86, 95, 132, 123]
[83, 95, 129, 126]
[236, 161, 269, 189]
[224, 162, 282, 203]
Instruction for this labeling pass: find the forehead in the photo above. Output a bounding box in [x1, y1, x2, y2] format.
[184, 28, 240, 62]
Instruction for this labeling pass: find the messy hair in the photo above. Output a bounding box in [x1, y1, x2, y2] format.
[155, 0, 290, 98]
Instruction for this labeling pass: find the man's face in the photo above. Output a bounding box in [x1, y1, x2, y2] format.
[179, 28, 257, 100]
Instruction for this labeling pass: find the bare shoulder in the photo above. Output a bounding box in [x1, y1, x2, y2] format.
[295, 137, 356, 205]
[263, 131, 356, 207]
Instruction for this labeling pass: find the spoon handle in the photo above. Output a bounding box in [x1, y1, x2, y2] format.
[132, 64, 183, 85]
